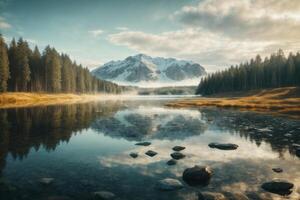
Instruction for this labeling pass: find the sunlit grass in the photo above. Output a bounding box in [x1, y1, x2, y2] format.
[166, 87, 300, 119]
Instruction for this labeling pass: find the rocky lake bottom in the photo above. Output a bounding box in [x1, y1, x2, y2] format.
[0, 96, 299, 200]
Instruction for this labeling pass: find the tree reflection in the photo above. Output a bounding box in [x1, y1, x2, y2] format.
[0, 101, 122, 174]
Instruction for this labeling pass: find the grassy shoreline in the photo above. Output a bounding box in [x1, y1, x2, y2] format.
[0, 92, 110, 109]
[166, 87, 300, 119]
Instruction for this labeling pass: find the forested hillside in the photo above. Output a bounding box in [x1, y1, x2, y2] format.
[0, 35, 123, 94]
[197, 50, 300, 95]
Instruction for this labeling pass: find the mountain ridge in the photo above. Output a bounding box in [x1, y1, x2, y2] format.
[92, 54, 206, 87]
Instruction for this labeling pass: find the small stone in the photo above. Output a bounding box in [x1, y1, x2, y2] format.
[145, 150, 157, 157]
[135, 142, 151, 146]
[170, 152, 185, 160]
[182, 165, 212, 186]
[166, 159, 177, 166]
[39, 178, 54, 185]
[129, 152, 138, 158]
[94, 191, 115, 200]
[208, 143, 238, 150]
[272, 168, 283, 173]
[172, 146, 186, 151]
[261, 180, 294, 195]
[156, 178, 183, 191]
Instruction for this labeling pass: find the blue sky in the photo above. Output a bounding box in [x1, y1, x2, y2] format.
[1, 0, 300, 71]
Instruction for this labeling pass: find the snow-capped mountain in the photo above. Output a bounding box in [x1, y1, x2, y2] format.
[92, 54, 206, 87]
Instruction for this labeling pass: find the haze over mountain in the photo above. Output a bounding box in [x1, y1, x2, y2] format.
[92, 54, 206, 87]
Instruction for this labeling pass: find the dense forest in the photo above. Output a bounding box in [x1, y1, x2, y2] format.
[0, 34, 123, 94]
[197, 50, 300, 95]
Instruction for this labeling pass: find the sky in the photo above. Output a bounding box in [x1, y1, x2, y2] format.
[1, 0, 300, 72]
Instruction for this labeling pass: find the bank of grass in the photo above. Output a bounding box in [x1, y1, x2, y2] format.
[0, 92, 106, 109]
[166, 87, 300, 119]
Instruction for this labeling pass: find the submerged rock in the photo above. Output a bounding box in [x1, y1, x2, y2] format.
[198, 192, 226, 200]
[156, 178, 183, 191]
[172, 146, 186, 151]
[39, 178, 54, 185]
[129, 152, 138, 158]
[166, 159, 177, 166]
[208, 143, 238, 150]
[170, 152, 185, 160]
[261, 180, 294, 195]
[94, 191, 115, 199]
[182, 165, 212, 186]
[272, 168, 283, 173]
[145, 150, 157, 157]
[135, 142, 151, 146]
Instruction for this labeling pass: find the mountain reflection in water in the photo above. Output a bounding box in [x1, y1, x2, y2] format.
[0, 98, 299, 200]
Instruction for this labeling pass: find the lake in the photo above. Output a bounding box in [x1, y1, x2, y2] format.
[0, 96, 299, 200]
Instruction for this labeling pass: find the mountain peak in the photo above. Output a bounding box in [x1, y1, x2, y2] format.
[92, 54, 206, 87]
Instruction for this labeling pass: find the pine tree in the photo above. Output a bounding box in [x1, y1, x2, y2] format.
[0, 35, 9, 92]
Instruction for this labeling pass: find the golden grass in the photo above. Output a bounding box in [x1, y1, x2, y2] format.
[0, 92, 108, 109]
[166, 87, 300, 119]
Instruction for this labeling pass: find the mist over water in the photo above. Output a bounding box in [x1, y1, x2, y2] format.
[0, 96, 299, 200]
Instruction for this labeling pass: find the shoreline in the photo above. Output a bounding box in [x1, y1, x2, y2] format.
[165, 87, 300, 119]
[0, 92, 117, 109]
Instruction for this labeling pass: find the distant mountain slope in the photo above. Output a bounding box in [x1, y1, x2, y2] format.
[92, 54, 206, 87]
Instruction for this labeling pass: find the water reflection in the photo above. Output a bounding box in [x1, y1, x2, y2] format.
[92, 107, 207, 141]
[0, 99, 299, 200]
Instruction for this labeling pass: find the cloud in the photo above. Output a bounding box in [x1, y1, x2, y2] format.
[0, 16, 11, 29]
[108, 28, 278, 70]
[174, 0, 300, 41]
[88, 29, 104, 37]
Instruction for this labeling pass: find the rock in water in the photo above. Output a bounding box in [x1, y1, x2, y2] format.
[94, 191, 115, 199]
[156, 178, 183, 191]
[129, 152, 138, 158]
[135, 142, 151, 146]
[172, 146, 186, 151]
[272, 168, 283, 173]
[166, 159, 177, 166]
[208, 143, 238, 150]
[39, 178, 54, 185]
[261, 180, 294, 195]
[145, 150, 157, 157]
[182, 165, 212, 186]
[170, 152, 185, 160]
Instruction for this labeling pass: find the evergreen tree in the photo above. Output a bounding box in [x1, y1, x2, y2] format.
[0, 35, 9, 92]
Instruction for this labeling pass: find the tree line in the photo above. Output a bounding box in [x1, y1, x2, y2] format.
[0, 34, 123, 94]
[196, 49, 300, 95]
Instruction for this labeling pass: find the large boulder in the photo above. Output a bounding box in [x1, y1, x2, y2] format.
[261, 180, 294, 195]
[183, 165, 212, 186]
[208, 143, 238, 150]
[156, 178, 183, 191]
